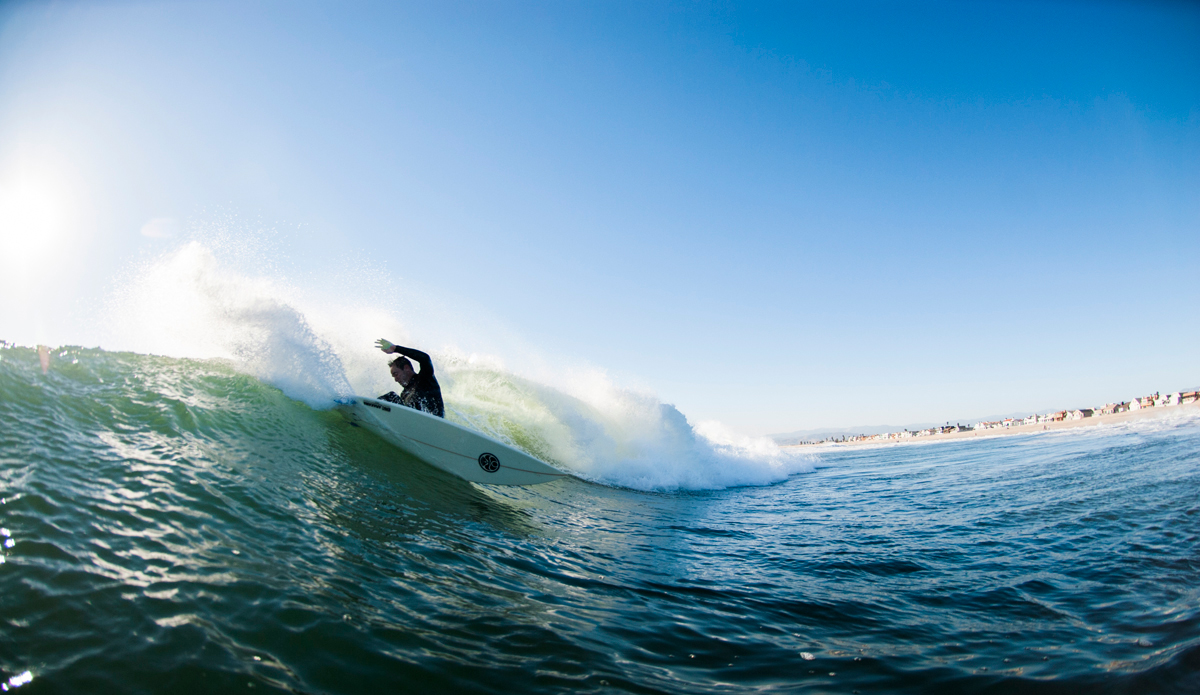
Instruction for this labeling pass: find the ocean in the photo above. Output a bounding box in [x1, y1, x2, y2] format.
[2, 340, 1198, 694]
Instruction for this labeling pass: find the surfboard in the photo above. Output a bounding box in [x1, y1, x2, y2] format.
[336, 396, 570, 486]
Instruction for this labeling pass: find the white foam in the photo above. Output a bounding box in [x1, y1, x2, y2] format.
[441, 361, 813, 491]
[104, 241, 350, 408]
[102, 235, 813, 491]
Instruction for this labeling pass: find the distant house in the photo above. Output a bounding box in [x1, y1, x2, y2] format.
[1068, 409, 1094, 420]
[1129, 394, 1162, 409]
[1183, 391, 1199, 404]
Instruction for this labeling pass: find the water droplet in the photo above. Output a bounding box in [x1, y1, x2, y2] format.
[3, 671, 33, 690]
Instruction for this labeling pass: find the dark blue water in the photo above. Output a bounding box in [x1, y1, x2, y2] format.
[2, 346, 1198, 693]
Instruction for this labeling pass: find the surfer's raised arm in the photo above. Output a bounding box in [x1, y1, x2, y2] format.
[375, 339, 434, 375]
[374, 339, 445, 418]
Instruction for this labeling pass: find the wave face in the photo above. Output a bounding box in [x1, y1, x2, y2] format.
[2, 343, 1199, 693]
[98, 241, 810, 492]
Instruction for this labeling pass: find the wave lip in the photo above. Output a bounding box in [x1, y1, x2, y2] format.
[105, 242, 351, 408]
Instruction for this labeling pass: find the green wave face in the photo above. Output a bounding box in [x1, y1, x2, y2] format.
[0, 344, 548, 692]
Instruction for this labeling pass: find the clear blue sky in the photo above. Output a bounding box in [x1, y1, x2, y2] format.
[1, 0, 1198, 434]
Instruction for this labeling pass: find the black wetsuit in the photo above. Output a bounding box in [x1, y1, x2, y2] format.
[379, 345, 445, 418]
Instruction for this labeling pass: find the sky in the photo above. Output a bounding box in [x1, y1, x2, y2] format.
[1, 0, 1198, 435]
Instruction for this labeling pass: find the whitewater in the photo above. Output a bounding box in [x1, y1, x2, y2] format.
[2, 237, 1199, 693]
[97, 239, 810, 492]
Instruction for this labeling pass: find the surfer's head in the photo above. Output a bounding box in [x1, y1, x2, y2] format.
[389, 356, 415, 386]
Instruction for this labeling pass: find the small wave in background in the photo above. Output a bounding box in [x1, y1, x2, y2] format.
[97, 236, 808, 491]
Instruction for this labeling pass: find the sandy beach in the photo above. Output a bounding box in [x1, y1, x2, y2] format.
[783, 400, 1200, 449]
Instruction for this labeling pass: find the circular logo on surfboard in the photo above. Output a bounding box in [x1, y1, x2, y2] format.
[478, 453, 500, 473]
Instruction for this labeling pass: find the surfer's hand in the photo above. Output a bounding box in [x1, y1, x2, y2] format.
[375, 339, 396, 354]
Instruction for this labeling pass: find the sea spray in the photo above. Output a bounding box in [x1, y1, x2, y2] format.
[104, 242, 352, 408]
[440, 359, 811, 490]
[101, 238, 811, 490]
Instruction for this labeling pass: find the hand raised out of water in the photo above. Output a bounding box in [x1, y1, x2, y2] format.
[375, 339, 396, 354]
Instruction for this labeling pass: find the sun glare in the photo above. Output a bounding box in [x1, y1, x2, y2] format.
[0, 176, 78, 281]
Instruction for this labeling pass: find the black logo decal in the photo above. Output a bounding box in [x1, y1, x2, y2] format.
[478, 453, 500, 473]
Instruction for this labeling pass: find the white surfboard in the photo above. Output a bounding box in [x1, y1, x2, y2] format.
[336, 396, 570, 486]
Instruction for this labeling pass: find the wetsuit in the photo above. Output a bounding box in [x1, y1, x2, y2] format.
[379, 345, 445, 418]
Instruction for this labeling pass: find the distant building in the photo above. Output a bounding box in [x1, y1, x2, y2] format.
[1129, 395, 1162, 409]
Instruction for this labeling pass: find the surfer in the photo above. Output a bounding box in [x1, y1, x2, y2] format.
[374, 339, 445, 418]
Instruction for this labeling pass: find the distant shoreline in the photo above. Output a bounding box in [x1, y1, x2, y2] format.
[782, 401, 1200, 449]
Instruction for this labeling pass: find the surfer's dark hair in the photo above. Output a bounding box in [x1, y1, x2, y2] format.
[389, 355, 412, 370]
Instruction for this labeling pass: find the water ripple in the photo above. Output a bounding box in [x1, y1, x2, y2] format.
[1, 347, 1198, 692]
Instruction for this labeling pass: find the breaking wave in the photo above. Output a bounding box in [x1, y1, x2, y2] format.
[90, 238, 809, 491]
